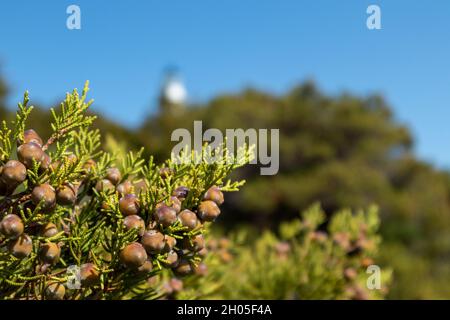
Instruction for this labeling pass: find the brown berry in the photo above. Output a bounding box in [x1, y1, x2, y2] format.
[83, 159, 96, 174]
[56, 183, 77, 206]
[207, 239, 218, 250]
[137, 260, 154, 274]
[141, 230, 165, 254]
[49, 160, 61, 172]
[194, 262, 208, 276]
[120, 242, 147, 269]
[197, 200, 221, 222]
[40, 223, 58, 238]
[17, 142, 45, 168]
[274, 241, 290, 255]
[0, 160, 27, 185]
[219, 238, 231, 249]
[134, 180, 147, 194]
[31, 183, 56, 212]
[40, 153, 51, 171]
[178, 210, 198, 230]
[184, 234, 205, 252]
[156, 196, 181, 213]
[203, 186, 224, 205]
[168, 196, 182, 213]
[65, 153, 78, 164]
[39, 242, 60, 265]
[0, 214, 24, 239]
[155, 205, 177, 227]
[361, 257, 374, 268]
[106, 167, 121, 185]
[159, 167, 174, 179]
[45, 282, 65, 300]
[310, 231, 328, 243]
[163, 235, 177, 253]
[344, 268, 358, 280]
[168, 278, 183, 292]
[116, 180, 133, 195]
[219, 249, 233, 263]
[8, 234, 33, 258]
[172, 186, 189, 200]
[197, 247, 208, 258]
[80, 263, 100, 287]
[95, 179, 115, 193]
[123, 215, 145, 236]
[162, 250, 179, 267]
[21, 129, 43, 147]
[119, 194, 140, 216]
[173, 259, 193, 276]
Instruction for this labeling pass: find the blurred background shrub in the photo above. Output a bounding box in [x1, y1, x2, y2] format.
[154, 204, 391, 300]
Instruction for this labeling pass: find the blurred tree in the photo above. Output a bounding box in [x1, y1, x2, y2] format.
[138, 81, 450, 298]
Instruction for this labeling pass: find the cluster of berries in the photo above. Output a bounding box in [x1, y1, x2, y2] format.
[118, 183, 224, 277]
[0, 126, 229, 300]
[0, 129, 101, 299]
[0, 130, 63, 263]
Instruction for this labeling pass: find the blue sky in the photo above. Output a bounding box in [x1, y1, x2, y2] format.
[0, 1, 449, 167]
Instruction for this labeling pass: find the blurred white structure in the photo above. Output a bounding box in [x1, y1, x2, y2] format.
[160, 67, 187, 115]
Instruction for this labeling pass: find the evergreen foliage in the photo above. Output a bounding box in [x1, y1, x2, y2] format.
[0, 83, 252, 300]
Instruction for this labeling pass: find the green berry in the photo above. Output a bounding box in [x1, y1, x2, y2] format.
[45, 282, 65, 300]
[123, 215, 145, 236]
[178, 210, 198, 230]
[31, 183, 56, 212]
[8, 234, 33, 258]
[197, 200, 221, 222]
[203, 186, 224, 205]
[39, 242, 61, 265]
[120, 242, 147, 269]
[0, 214, 24, 239]
[119, 194, 140, 216]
